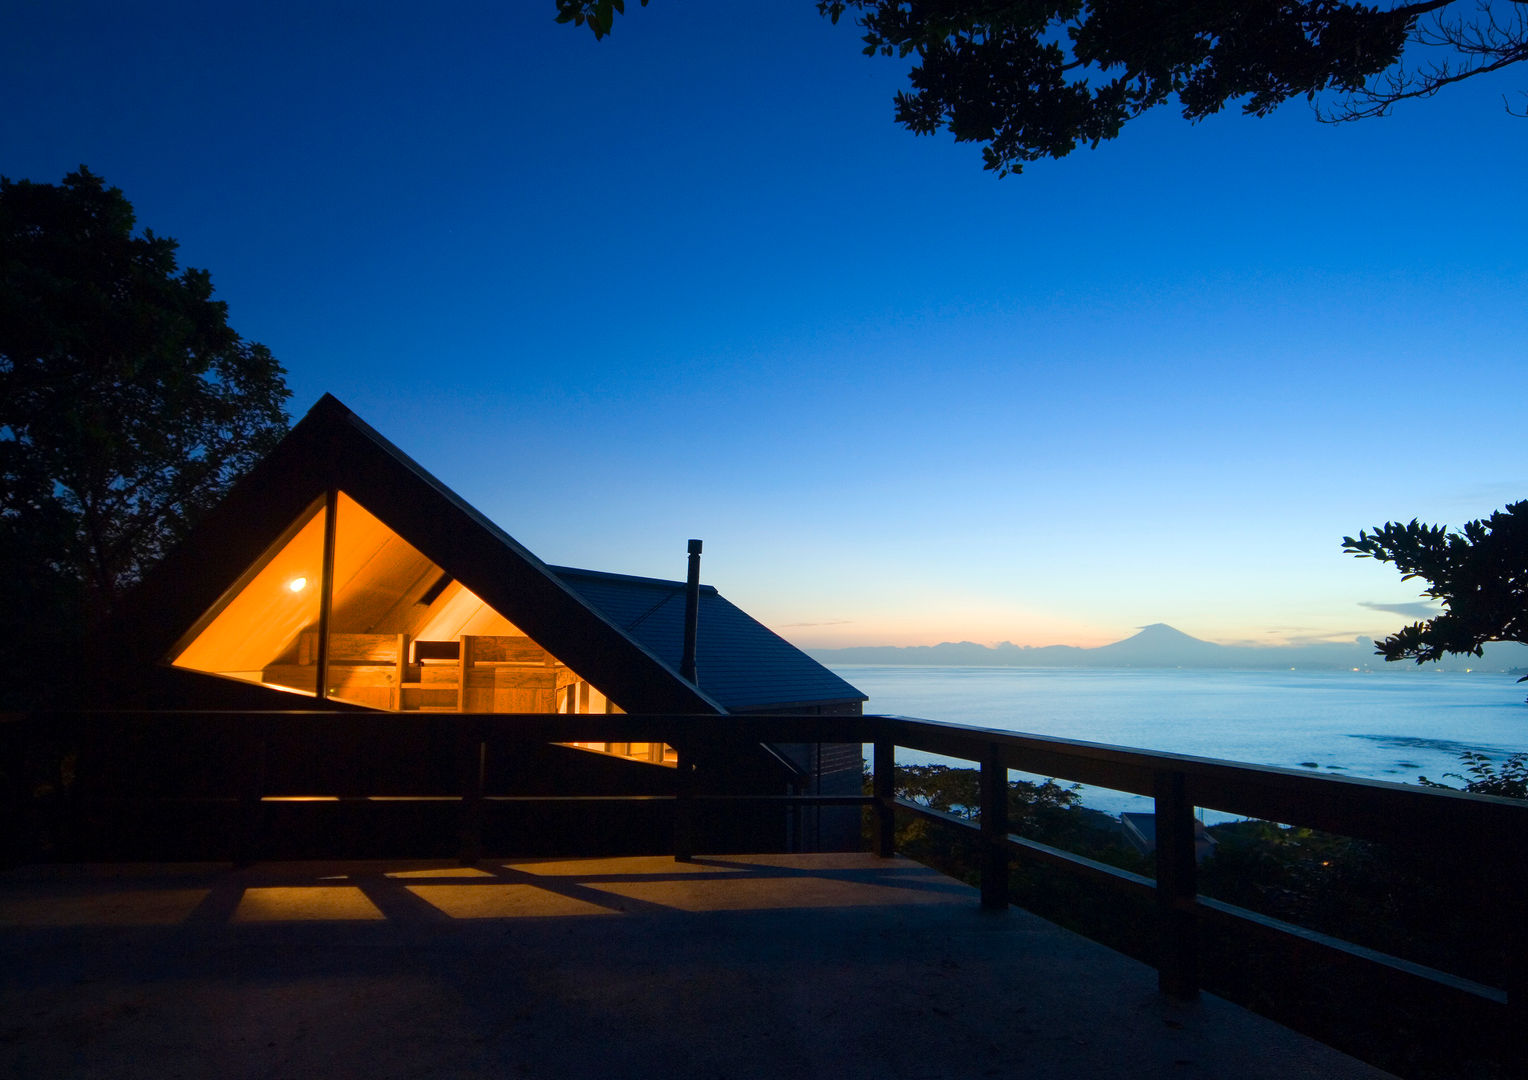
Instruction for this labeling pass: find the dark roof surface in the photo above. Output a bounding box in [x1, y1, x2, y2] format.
[550, 567, 866, 712]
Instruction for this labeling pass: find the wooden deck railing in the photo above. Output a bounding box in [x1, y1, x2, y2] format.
[4, 708, 1525, 1067]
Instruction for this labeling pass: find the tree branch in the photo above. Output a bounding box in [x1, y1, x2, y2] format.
[1322, 0, 1528, 120]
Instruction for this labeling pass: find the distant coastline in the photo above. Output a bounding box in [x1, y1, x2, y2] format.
[806, 622, 1528, 673]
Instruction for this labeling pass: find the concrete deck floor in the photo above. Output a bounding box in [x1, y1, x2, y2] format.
[0, 853, 1394, 1079]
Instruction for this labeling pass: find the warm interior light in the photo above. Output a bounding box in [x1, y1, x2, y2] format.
[174, 492, 612, 717]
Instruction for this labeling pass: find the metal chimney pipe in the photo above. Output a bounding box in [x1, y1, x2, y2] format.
[680, 538, 702, 684]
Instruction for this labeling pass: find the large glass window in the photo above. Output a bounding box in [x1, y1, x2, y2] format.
[171, 499, 325, 696]
[321, 492, 587, 713]
[168, 491, 651, 736]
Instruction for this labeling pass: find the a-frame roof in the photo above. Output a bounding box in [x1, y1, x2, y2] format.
[115, 394, 724, 713]
[113, 395, 862, 715]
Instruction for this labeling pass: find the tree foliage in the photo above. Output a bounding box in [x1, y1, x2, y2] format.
[556, 0, 1527, 175]
[1418, 750, 1528, 798]
[872, 763, 1141, 870]
[554, 0, 648, 39]
[1342, 501, 1528, 678]
[0, 167, 290, 630]
[891, 761, 1080, 822]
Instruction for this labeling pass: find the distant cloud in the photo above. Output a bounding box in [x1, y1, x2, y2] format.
[1282, 631, 1369, 647]
[776, 619, 854, 629]
[1359, 601, 1440, 619]
[1235, 627, 1370, 647]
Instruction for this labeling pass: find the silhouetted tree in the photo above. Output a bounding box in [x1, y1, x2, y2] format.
[1343, 501, 1528, 696]
[555, 0, 648, 38]
[556, 0, 1527, 175]
[0, 167, 289, 704]
[1418, 750, 1528, 797]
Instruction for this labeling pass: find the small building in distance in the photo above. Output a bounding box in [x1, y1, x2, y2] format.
[99, 394, 865, 857]
[1120, 812, 1217, 862]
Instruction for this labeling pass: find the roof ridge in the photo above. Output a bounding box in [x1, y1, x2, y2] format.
[548, 564, 719, 594]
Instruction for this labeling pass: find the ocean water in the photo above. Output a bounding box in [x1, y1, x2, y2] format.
[831, 666, 1528, 818]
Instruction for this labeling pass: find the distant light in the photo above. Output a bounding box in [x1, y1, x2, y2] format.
[288, 576, 309, 593]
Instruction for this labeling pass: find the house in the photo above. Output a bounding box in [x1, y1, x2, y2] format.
[1120, 811, 1217, 862]
[95, 394, 866, 856]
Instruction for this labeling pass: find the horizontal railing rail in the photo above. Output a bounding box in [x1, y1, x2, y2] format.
[4, 706, 1524, 1068]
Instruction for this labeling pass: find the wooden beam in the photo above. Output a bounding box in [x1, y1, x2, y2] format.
[1154, 769, 1199, 1000]
[873, 739, 895, 858]
[313, 489, 338, 702]
[980, 743, 1009, 910]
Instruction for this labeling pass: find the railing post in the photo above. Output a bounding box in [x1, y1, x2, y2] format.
[1504, 859, 1528, 1076]
[0, 717, 27, 867]
[457, 717, 485, 864]
[674, 743, 696, 862]
[236, 716, 268, 866]
[873, 738, 895, 858]
[1153, 769, 1199, 998]
[980, 743, 1009, 909]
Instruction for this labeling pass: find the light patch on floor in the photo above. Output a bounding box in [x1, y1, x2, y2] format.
[0, 888, 210, 927]
[232, 886, 385, 922]
[384, 866, 497, 879]
[404, 884, 621, 919]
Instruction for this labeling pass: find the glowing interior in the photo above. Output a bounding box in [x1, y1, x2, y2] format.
[172, 503, 325, 695]
[170, 490, 670, 764]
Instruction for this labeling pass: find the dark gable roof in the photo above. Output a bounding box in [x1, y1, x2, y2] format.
[114, 394, 862, 715]
[550, 567, 867, 712]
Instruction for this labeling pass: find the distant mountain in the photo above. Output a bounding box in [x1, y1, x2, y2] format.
[807, 623, 1528, 673]
[1088, 623, 1229, 666]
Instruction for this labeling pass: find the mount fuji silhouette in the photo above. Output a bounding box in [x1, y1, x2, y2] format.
[806, 623, 1528, 672]
[1086, 623, 1228, 665]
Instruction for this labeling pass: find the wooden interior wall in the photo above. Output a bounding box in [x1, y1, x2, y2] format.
[165, 487, 626, 721]
[171, 509, 325, 677]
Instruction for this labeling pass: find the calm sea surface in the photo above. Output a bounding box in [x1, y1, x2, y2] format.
[830, 666, 1528, 817]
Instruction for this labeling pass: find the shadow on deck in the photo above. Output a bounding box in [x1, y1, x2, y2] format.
[0, 854, 1392, 1079]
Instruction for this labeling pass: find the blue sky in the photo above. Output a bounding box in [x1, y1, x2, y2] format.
[5, 2, 1525, 649]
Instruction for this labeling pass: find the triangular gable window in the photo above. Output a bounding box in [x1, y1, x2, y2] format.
[171, 497, 326, 696]
[171, 491, 630, 724]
